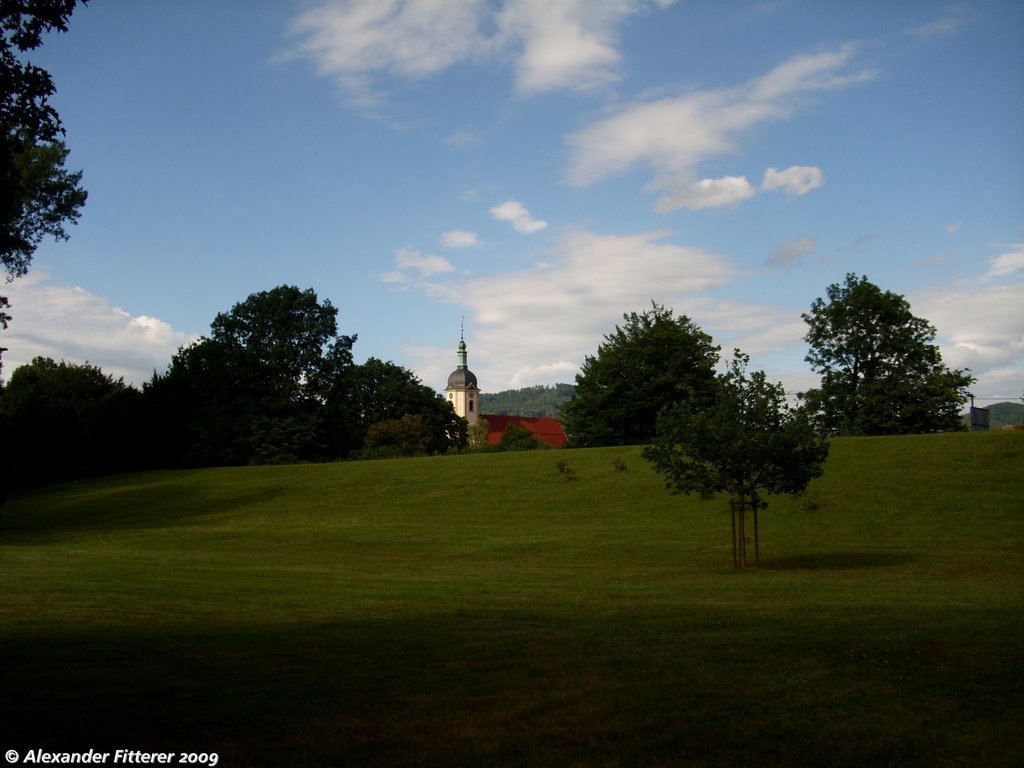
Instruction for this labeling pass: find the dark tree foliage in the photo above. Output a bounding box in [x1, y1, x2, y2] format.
[349, 357, 467, 456]
[1, 356, 143, 487]
[495, 422, 543, 451]
[361, 414, 434, 459]
[802, 274, 974, 436]
[644, 352, 829, 569]
[145, 286, 357, 466]
[1, 0, 88, 368]
[561, 302, 719, 447]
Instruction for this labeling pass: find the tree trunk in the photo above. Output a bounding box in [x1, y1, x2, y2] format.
[730, 499, 738, 569]
[737, 496, 747, 569]
[753, 502, 760, 568]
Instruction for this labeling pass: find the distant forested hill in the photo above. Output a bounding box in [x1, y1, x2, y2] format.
[480, 383, 576, 418]
[964, 401, 1024, 429]
[987, 402, 1024, 428]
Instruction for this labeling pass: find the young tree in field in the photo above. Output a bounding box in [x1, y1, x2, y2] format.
[1, 1, 89, 370]
[561, 302, 719, 447]
[644, 352, 829, 569]
[802, 274, 973, 436]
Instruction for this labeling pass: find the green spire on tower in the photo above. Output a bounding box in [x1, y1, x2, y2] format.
[457, 316, 468, 368]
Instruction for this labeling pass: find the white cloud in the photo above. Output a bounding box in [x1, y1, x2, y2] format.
[495, 0, 633, 95]
[946, 219, 963, 234]
[409, 227, 833, 394]
[906, 7, 973, 40]
[649, 175, 756, 212]
[566, 44, 874, 211]
[405, 220, 1022, 402]
[393, 246, 457, 278]
[490, 200, 548, 233]
[761, 166, 824, 196]
[676, 296, 804, 356]
[911, 242, 1024, 401]
[408, 230, 1024, 403]
[410, 227, 741, 388]
[1, 273, 196, 386]
[767, 236, 817, 267]
[983, 243, 1024, 279]
[287, 0, 675, 108]
[286, 0, 489, 109]
[914, 280, 1024, 399]
[441, 230, 481, 248]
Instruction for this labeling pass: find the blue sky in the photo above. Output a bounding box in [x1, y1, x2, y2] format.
[4, 0, 1022, 406]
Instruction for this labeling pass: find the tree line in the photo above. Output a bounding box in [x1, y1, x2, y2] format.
[0, 285, 467, 488]
[562, 274, 974, 448]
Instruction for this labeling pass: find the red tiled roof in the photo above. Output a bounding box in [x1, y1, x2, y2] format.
[482, 414, 567, 448]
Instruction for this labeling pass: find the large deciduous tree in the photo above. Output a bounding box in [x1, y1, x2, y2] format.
[145, 286, 357, 466]
[561, 302, 720, 447]
[644, 352, 829, 569]
[1, 0, 88, 369]
[801, 274, 973, 436]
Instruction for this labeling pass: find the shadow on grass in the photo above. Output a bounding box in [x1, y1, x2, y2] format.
[764, 551, 917, 570]
[2, 608, 1019, 768]
[1, 479, 286, 543]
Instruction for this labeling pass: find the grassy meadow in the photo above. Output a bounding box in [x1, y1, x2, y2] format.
[2, 432, 1022, 766]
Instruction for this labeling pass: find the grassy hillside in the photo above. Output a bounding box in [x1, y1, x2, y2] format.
[2, 433, 1022, 767]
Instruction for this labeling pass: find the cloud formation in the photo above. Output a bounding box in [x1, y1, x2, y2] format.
[916, 282, 1024, 396]
[287, 0, 675, 108]
[983, 243, 1024, 279]
[566, 45, 873, 211]
[490, 200, 548, 233]
[761, 166, 824, 196]
[411, 227, 739, 387]
[286, 0, 486, 109]
[650, 175, 755, 212]
[383, 247, 458, 284]
[496, 0, 635, 95]
[1, 273, 195, 386]
[441, 230, 481, 248]
[910, 244, 1024, 400]
[767, 236, 817, 267]
[906, 7, 974, 40]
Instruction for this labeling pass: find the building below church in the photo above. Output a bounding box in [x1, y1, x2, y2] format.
[445, 328, 567, 449]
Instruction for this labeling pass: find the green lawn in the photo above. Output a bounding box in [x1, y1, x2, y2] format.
[2, 432, 1022, 767]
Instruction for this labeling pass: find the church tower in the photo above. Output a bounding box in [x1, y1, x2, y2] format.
[445, 319, 480, 424]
